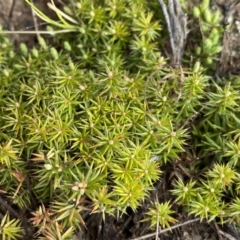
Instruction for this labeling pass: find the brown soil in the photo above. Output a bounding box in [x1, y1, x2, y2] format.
[0, 0, 68, 47]
[1, 1, 240, 240]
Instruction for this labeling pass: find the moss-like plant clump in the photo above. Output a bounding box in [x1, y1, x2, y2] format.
[0, 0, 240, 239]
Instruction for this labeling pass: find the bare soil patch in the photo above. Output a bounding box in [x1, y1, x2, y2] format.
[0, 0, 66, 46]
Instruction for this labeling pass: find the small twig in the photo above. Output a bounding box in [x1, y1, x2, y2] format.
[177, 163, 192, 178]
[218, 230, 237, 240]
[0, 186, 34, 238]
[22, 21, 56, 31]
[0, 196, 19, 219]
[226, 224, 240, 240]
[8, 0, 16, 31]
[181, 106, 204, 129]
[131, 218, 200, 240]
[215, 1, 237, 76]
[157, 0, 188, 66]
[30, 0, 40, 39]
[116, 214, 133, 238]
[157, 0, 175, 57]
[214, 220, 224, 240]
[155, 195, 160, 240]
[155, 220, 160, 240]
[0, 29, 78, 35]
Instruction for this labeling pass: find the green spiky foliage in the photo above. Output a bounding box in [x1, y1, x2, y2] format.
[193, 0, 223, 65]
[0, 213, 22, 240]
[0, 0, 239, 239]
[180, 0, 224, 68]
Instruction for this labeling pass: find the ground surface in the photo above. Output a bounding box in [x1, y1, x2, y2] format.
[1, 0, 240, 240]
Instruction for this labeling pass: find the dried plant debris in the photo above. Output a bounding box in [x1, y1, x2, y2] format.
[215, 0, 240, 75]
[158, 0, 188, 67]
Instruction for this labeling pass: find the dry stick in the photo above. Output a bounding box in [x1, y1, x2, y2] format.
[155, 195, 160, 240]
[8, 0, 16, 31]
[23, 21, 55, 31]
[155, 220, 160, 240]
[177, 162, 192, 178]
[157, 0, 187, 66]
[213, 220, 224, 240]
[181, 106, 205, 129]
[157, 0, 175, 58]
[0, 196, 19, 219]
[30, 0, 40, 39]
[116, 214, 133, 238]
[218, 230, 236, 240]
[215, 1, 236, 76]
[0, 195, 34, 239]
[131, 218, 200, 240]
[173, 0, 187, 65]
[0, 29, 77, 34]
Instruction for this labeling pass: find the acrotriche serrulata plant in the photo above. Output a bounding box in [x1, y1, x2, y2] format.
[0, 0, 240, 239]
